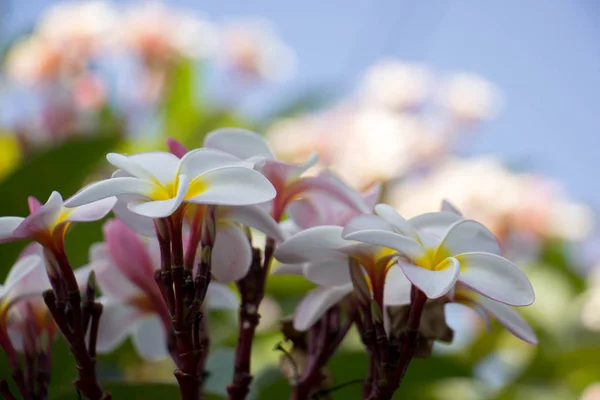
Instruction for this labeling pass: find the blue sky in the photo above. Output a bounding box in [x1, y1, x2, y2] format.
[3, 0, 600, 208]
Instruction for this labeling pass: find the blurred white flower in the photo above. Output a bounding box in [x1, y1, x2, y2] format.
[119, 2, 218, 64]
[4, 36, 63, 84]
[359, 60, 432, 110]
[438, 73, 502, 123]
[219, 18, 297, 81]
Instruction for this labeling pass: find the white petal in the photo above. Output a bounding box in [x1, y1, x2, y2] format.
[221, 205, 284, 242]
[95, 300, 141, 353]
[0, 217, 24, 243]
[438, 219, 501, 257]
[343, 230, 425, 261]
[204, 128, 274, 159]
[65, 178, 158, 207]
[74, 265, 94, 289]
[106, 153, 158, 183]
[179, 148, 245, 178]
[206, 282, 239, 310]
[271, 262, 305, 276]
[186, 167, 276, 206]
[126, 152, 180, 186]
[304, 258, 352, 286]
[384, 265, 412, 306]
[66, 197, 116, 222]
[3, 255, 49, 303]
[408, 212, 463, 248]
[111, 197, 156, 237]
[456, 252, 534, 306]
[131, 315, 169, 361]
[342, 214, 395, 237]
[211, 222, 252, 282]
[293, 284, 353, 331]
[441, 199, 462, 215]
[274, 226, 349, 264]
[374, 204, 419, 239]
[476, 296, 538, 344]
[128, 175, 189, 218]
[399, 258, 460, 299]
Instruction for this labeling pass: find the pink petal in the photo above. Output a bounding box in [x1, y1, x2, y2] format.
[166, 137, 189, 158]
[0, 217, 25, 243]
[13, 191, 63, 240]
[204, 128, 274, 159]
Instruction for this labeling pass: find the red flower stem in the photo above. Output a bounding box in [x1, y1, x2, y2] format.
[393, 288, 427, 384]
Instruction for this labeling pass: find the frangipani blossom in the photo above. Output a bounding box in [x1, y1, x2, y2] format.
[92, 219, 238, 360]
[274, 226, 411, 311]
[204, 128, 368, 221]
[66, 149, 276, 218]
[0, 246, 92, 353]
[342, 204, 534, 303]
[0, 191, 115, 256]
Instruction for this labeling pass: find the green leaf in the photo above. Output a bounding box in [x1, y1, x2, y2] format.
[0, 133, 119, 278]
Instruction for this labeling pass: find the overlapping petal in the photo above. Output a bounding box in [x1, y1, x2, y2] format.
[0, 217, 24, 243]
[293, 283, 353, 331]
[131, 316, 169, 361]
[437, 219, 501, 257]
[476, 296, 538, 344]
[220, 205, 285, 242]
[128, 174, 189, 218]
[399, 257, 460, 299]
[274, 226, 350, 264]
[211, 222, 252, 282]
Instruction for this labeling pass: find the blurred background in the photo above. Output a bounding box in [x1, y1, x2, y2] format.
[0, 1, 599, 399]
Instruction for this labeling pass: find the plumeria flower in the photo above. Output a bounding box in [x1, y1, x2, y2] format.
[92, 219, 238, 360]
[0, 246, 92, 354]
[204, 128, 368, 222]
[274, 225, 411, 312]
[342, 203, 534, 305]
[65, 149, 276, 218]
[113, 139, 286, 282]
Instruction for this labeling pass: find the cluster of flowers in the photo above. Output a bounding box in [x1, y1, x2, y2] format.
[266, 60, 592, 253]
[1, 1, 295, 147]
[0, 128, 536, 400]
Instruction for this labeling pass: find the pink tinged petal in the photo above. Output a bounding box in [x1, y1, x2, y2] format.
[287, 199, 322, 230]
[343, 230, 425, 261]
[399, 258, 460, 299]
[0, 217, 25, 243]
[127, 152, 180, 186]
[7, 329, 24, 352]
[441, 199, 462, 215]
[93, 248, 141, 301]
[95, 300, 141, 353]
[104, 219, 155, 284]
[262, 154, 319, 185]
[456, 252, 534, 306]
[186, 167, 276, 206]
[293, 283, 353, 331]
[204, 128, 274, 159]
[286, 173, 368, 214]
[166, 137, 188, 158]
[476, 296, 538, 344]
[271, 262, 306, 276]
[408, 212, 463, 248]
[131, 315, 169, 361]
[73, 265, 94, 290]
[211, 222, 252, 283]
[221, 205, 285, 242]
[274, 226, 349, 264]
[438, 219, 502, 257]
[66, 197, 116, 222]
[2, 255, 49, 303]
[362, 183, 382, 210]
[111, 197, 156, 237]
[65, 178, 159, 207]
[179, 148, 246, 178]
[383, 266, 412, 306]
[206, 283, 239, 310]
[342, 214, 395, 237]
[304, 258, 352, 287]
[13, 191, 63, 239]
[128, 175, 189, 218]
[374, 204, 419, 240]
[27, 197, 42, 214]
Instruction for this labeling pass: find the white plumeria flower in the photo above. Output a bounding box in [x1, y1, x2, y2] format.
[65, 149, 276, 218]
[343, 203, 534, 304]
[274, 226, 412, 311]
[0, 191, 116, 253]
[204, 128, 368, 221]
[91, 219, 238, 360]
[0, 246, 92, 352]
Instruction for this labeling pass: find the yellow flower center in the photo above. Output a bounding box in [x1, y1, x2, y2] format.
[148, 175, 208, 202]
